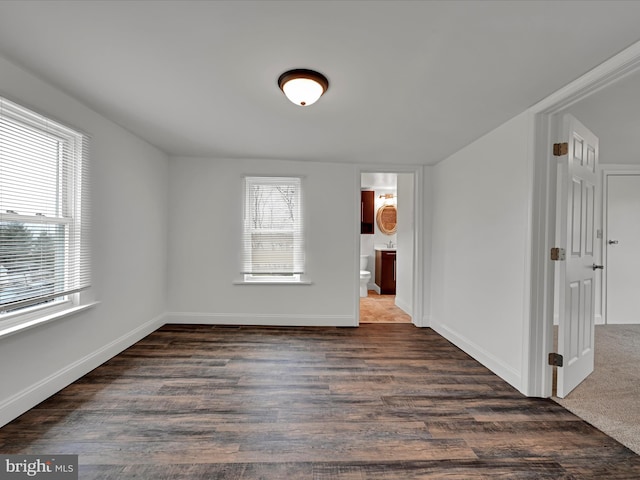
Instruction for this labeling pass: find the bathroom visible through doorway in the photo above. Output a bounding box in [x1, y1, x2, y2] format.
[359, 172, 413, 324]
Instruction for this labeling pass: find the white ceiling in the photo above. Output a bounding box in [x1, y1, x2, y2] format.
[1, 1, 640, 166]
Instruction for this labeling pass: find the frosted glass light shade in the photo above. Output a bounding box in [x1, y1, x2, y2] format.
[282, 78, 324, 106]
[278, 69, 329, 107]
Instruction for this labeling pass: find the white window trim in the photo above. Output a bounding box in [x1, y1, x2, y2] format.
[244, 273, 301, 282]
[239, 175, 309, 285]
[234, 276, 313, 285]
[0, 298, 99, 340]
[0, 96, 92, 334]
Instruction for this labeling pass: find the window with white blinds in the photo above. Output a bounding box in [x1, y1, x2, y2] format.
[242, 176, 304, 280]
[0, 97, 90, 315]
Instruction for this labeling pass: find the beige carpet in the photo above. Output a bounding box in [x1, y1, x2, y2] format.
[554, 324, 640, 455]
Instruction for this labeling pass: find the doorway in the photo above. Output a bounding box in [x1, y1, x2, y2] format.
[526, 42, 640, 398]
[535, 71, 640, 452]
[358, 172, 414, 324]
[602, 171, 640, 324]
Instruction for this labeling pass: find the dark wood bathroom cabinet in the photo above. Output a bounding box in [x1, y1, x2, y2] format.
[375, 249, 396, 295]
[361, 190, 374, 234]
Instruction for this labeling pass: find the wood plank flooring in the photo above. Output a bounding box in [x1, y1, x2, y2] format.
[1, 324, 639, 479]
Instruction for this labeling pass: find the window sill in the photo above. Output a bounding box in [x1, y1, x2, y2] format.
[0, 301, 99, 340]
[233, 280, 313, 286]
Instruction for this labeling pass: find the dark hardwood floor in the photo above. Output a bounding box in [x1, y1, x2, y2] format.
[1, 324, 639, 479]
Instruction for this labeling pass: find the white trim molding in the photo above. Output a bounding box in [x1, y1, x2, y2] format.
[431, 318, 522, 391]
[0, 302, 99, 340]
[394, 297, 412, 318]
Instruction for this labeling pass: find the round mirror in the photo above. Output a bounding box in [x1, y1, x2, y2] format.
[376, 204, 397, 235]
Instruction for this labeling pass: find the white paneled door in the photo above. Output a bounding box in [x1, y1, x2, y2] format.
[606, 174, 640, 324]
[556, 115, 599, 398]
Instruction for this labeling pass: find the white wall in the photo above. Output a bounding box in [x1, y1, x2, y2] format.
[166, 157, 358, 325]
[396, 173, 414, 315]
[421, 167, 434, 327]
[429, 111, 532, 392]
[0, 56, 169, 426]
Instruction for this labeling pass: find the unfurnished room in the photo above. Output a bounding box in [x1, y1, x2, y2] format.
[1, 1, 640, 478]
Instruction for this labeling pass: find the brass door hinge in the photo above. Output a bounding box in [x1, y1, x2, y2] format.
[548, 352, 564, 367]
[553, 142, 568, 156]
[550, 247, 566, 261]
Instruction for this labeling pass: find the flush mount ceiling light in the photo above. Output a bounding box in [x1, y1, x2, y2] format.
[278, 69, 329, 107]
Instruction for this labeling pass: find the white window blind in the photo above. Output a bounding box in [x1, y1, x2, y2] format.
[242, 176, 304, 278]
[0, 97, 90, 314]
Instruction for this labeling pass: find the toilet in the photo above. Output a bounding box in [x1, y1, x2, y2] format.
[360, 255, 371, 297]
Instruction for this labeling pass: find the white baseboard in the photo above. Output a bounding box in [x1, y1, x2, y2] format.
[0, 313, 165, 428]
[430, 317, 522, 393]
[415, 314, 430, 328]
[164, 312, 356, 327]
[394, 297, 412, 317]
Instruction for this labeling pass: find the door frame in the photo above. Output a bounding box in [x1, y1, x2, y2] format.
[526, 40, 640, 397]
[354, 165, 425, 327]
[601, 166, 640, 325]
